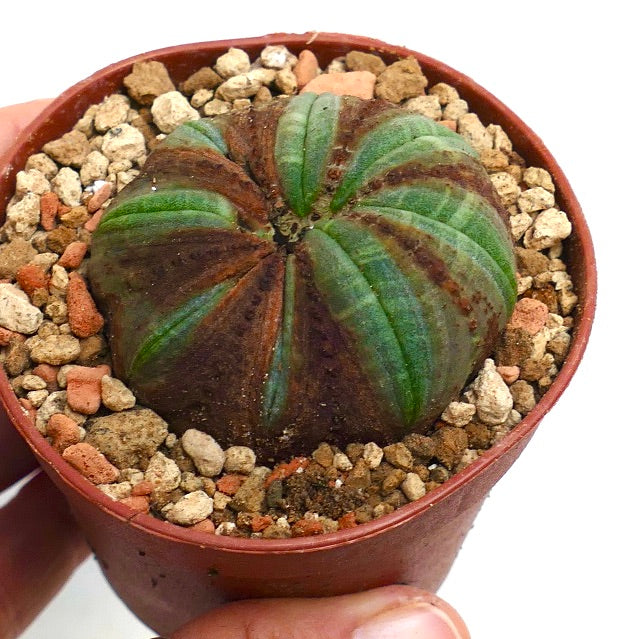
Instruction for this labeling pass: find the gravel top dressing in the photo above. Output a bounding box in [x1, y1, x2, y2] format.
[0, 44, 576, 539]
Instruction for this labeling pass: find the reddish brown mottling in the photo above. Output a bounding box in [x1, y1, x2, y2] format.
[47, 413, 82, 453]
[67, 272, 105, 338]
[291, 518, 324, 537]
[58, 241, 88, 269]
[39, 192, 59, 230]
[62, 442, 119, 484]
[119, 495, 150, 513]
[0, 327, 22, 346]
[87, 183, 113, 213]
[216, 474, 246, 495]
[66, 364, 111, 414]
[16, 263, 50, 296]
[265, 457, 310, 488]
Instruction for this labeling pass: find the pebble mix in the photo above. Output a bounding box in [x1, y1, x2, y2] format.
[0, 45, 577, 538]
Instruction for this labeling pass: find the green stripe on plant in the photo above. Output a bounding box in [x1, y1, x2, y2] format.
[275, 93, 341, 217]
[128, 280, 235, 379]
[160, 118, 228, 154]
[307, 220, 434, 425]
[262, 255, 296, 427]
[330, 112, 477, 211]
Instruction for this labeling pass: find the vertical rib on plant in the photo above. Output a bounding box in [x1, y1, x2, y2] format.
[89, 93, 516, 459]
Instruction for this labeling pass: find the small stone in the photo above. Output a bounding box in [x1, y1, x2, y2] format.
[260, 45, 296, 69]
[229, 466, 270, 513]
[4, 193, 40, 239]
[464, 422, 492, 450]
[491, 172, 521, 207]
[62, 442, 119, 484]
[0, 283, 43, 333]
[101, 124, 146, 162]
[301, 71, 376, 99]
[98, 481, 132, 501]
[223, 446, 256, 474]
[345, 51, 386, 76]
[144, 452, 181, 492]
[216, 474, 245, 496]
[523, 167, 555, 193]
[80, 151, 109, 185]
[432, 427, 469, 470]
[191, 89, 214, 108]
[401, 472, 426, 501]
[291, 518, 324, 537]
[293, 49, 319, 88]
[42, 130, 91, 168]
[333, 452, 353, 471]
[151, 91, 200, 134]
[163, 490, 213, 526]
[524, 208, 572, 250]
[123, 61, 176, 105]
[25, 153, 58, 179]
[60, 206, 89, 228]
[496, 365, 520, 384]
[94, 94, 130, 133]
[510, 380, 537, 415]
[51, 168, 82, 207]
[375, 57, 427, 103]
[402, 433, 436, 460]
[86, 408, 168, 469]
[46, 226, 77, 254]
[381, 468, 407, 494]
[203, 99, 231, 117]
[216, 74, 263, 101]
[383, 443, 414, 471]
[215, 48, 251, 79]
[100, 375, 136, 411]
[465, 359, 513, 425]
[0, 238, 37, 279]
[442, 99, 469, 121]
[15, 169, 50, 198]
[34, 390, 85, 435]
[87, 182, 113, 213]
[47, 413, 83, 452]
[57, 241, 88, 269]
[362, 441, 384, 469]
[312, 442, 335, 468]
[518, 187, 555, 214]
[29, 334, 81, 365]
[65, 364, 110, 414]
[212, 491, 232, 511]
[508, 298, 549, 335]
[67, 272, 104, 338]
[76, 334, 107, 366]
[457, 113, 493, 152]
[274, 68, 298, 95]
[179, 67, 222, 95]
[182, 429, 225, 477]
[510, 212, 533, 242]
[26, 389, 48, 407]
[429, 82, 459, 105]
[215, 521, 239, 537]
[21, 374, 47, 391]
[487, 124, 513, 152]
[344, 458, 372, 489]
[403, 95, 442, 120]
[441, 401, 476, 427]
[119, 496, 150, 514]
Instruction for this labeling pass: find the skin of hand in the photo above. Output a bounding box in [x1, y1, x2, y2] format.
[0, 102, 470, 639]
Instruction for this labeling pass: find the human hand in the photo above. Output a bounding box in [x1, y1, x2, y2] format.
[0, 101, 469, 639]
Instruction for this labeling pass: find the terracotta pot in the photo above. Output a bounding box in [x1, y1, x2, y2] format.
[0, 32, 596, 636]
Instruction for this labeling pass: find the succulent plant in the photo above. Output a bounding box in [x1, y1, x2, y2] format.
[88, 93, 516, 459]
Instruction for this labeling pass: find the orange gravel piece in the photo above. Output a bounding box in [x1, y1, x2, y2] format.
[119, 495, 150, 514]
[264, 456, 309, 488]
[293, 49, 319, 88]
[47, 413, 82, 453]
[301, 71, 376, 99]
[130, 480, 154, 496]
[496, 365, 520, 385]
[39, 191, 59, 230]
[508, 298, 549, 335]
[83, 208, 105, 233]
[250, 514, 274, 533]
[57, 241, 88, 269]
[291, 518, 324, 537]
[32, 363, 59, 391]
[65, 364, 111, 414]
[337, 511, 358, 530]
[189, 519, 216, 534]
[439, 120, 457, 132]
[16, 263, 50, 296]
[0, 327, 22, 346]
[67, 272, 104, 338]
[216, 474, 246, 496]
[87, 183, 113, 213]
[62, 442, 119, 484]
[18, 398, 36, 425]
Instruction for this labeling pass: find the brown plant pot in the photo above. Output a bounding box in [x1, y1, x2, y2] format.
[0, 32, 596, 636]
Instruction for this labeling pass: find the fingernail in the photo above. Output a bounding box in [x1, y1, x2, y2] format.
[352, 602, 465, 639]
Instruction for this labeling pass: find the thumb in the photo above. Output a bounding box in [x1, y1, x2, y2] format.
[169, 585, 469, 639]
[0, 99, 52, 157]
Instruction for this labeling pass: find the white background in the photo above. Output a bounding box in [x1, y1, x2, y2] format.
[0, 1, 636, 637]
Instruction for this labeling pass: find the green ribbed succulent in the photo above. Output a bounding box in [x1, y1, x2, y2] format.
[88, 93, 516, 459]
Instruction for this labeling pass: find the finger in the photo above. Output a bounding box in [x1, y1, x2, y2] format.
[0, 470, 90, 639]
[0, 409, 39, 491]
[0, 98, 52, 157]
[170, 584, 469, 639]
